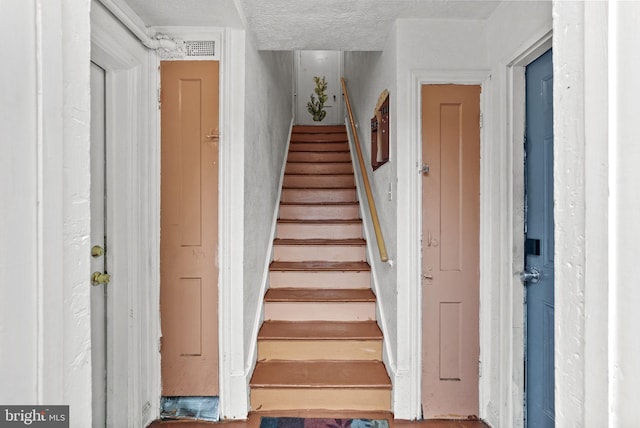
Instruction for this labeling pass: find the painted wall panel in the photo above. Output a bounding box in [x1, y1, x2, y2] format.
[439, 104, 463, 272]
[439, 302, 462, 380]
[180, 278, 203, 355]
[0, 0, 38, 403]
[179, 80, 204, 247]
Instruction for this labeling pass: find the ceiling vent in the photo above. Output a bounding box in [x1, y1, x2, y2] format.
[185, 40, 215, 58]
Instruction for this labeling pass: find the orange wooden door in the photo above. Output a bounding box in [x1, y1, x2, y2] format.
[160, 60, 219, 396]
[421, 84, 480, 418]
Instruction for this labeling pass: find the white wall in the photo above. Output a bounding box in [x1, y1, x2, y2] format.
[610, 3, 640, 423]
[0, 1, 93, 426]
[553, 1, 640, 426]
[0, 0, 39, 401]
[242, 42, 294, 410]
[344, 30, 399, 389]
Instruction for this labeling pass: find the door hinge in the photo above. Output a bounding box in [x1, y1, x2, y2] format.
[479, 113, 483, 129]
[158, 88, 162, 109]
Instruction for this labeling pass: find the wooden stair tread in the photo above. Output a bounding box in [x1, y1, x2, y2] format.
[277, 219, 361, 223]
[273, 238, 366, 246]
[287, 151, 350, 155]
[250, 361, 390, 389]
[291, 138, 348, 144]
[258, 321, 382, 340]
[284, 173, 353, 177]
[285, 159, 351, 163]
[264, 288, 375, 302]
[279, 202, 359, 206]
[287, 161, 352, 165]
[285, 173, 353, 177]
[282, 186, 356, 190]
[270, 261, 370, 271]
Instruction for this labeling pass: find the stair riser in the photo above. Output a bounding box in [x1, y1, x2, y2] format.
[276, 223, 363, 239]
[273, 245, 366, 262]
[285, 163, 353, 175]
[283, 175, 355, 188]
[287, 152, 351, 163]
[291, 133, 348, 143]
[293, 125, 346, 134]
[290, 142, 349, 152]
[250, 388, 391, 412]
[269, 271, 371, 289]
[264, 302, 375, 321]
[279, 205, 360, 220]
[281, 189, 356, 203]
[258, 340, 382, 361]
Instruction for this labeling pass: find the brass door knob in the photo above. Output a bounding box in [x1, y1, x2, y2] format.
[91, 245, 105, 257]
[91, 271, 111, 286]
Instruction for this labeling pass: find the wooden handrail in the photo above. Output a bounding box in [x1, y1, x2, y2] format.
[341, 78, 389, 263]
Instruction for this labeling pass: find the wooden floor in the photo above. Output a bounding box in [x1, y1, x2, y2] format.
[148, 411, 489, 428]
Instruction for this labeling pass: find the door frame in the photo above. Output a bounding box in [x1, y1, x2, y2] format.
[405, 69, 489, 419]
[150, 26, 249, 419]
[505, 31, 553, 428]
[293, 50, 344, 125]
[91, 2, 161, 425]
[93, 5, 249, 422]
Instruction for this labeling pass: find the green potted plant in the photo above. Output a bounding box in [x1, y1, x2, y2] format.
[307, 76, 328, 122]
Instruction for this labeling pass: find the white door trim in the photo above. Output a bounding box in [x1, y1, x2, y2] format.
[146, 25, 248, 419]
[91, 2, 161, 425]
[294, 50, 344, 125]
[402, 69, 489, 420]
[218, 27, 249, 419]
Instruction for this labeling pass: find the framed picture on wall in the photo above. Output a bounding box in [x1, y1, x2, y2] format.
[371, 90, 389, 170]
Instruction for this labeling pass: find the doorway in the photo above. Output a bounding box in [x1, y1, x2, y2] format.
[90, 61, 108, 428]
[295, 51, 343, 125]
[160, 60, 220, 396]
[421, 84, 481, 418]
[523, 48, 554, 427]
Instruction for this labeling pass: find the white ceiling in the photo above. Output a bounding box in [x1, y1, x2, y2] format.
[124, 0, 502, 50]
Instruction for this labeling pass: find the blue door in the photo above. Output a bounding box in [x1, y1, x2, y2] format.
[524, 49, 554, 427]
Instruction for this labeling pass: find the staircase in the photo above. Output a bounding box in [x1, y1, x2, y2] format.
[249, 125, 391, 412]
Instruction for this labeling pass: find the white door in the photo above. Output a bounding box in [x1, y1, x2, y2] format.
[295, 51, 343, 125]
[90, 61, 108, 428]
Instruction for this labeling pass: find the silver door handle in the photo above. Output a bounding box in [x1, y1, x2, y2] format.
[520, 267, 540, 284]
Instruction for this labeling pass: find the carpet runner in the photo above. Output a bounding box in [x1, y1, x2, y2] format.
[260, 417, 389, 428]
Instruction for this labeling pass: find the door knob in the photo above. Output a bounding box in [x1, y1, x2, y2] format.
[91, 271, 111, 286]
[91, 245, 104, 257]
[520, 267, 540, 284]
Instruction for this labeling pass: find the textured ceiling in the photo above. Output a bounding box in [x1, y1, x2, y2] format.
[123, 0, 502, 50]
[124, 0, 244, 28]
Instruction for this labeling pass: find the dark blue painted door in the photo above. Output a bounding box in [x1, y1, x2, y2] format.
[525, 49, 554, 427]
